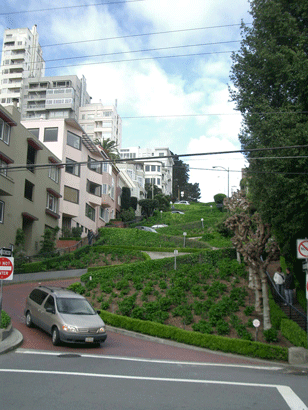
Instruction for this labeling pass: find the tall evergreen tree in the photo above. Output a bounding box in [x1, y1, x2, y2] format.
[230, 0, 308, 278]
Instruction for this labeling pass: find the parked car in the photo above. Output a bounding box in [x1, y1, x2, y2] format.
[24, 286, 107, 346]
[171, 210, 185, 215]
[152, 224, 168, 228]
[174, 200, 190, 205]
[135, 226, 158, 233]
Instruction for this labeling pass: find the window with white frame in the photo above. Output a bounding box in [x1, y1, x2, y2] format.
[145, 165, 150, 172]
[85, 203, 95, 221]
[157, 178, 161, 185]
[0, 200, 4, 223]
[102, 162, 109, 173]
[49, 162, 59, 183]
[44, 127, 58, 142]
[151, 165, 156, 172]
[99, 206, 109, 222]
[88, 156, 102, 174]
[46, 192, 58, 213]
[0, 118, 11, 145]
[0, 158, 8, 176]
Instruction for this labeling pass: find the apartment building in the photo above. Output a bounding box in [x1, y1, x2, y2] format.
[119, 147, 173, 196]
[0, 25, 45, 107]
[78, 102, 122, 148]
[20, 75, 90, 121]
[22, 117, 119, 235]
[117, 161, 146, 215]
[0, 104, 61, 255]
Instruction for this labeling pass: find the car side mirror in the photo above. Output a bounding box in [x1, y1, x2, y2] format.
[46, 307, 55, 314]
[96, 310, 101, 315]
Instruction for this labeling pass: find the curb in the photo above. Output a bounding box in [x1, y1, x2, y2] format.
[0, 327, 23, 355]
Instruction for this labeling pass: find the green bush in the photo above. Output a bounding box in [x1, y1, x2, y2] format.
[263, 328, 278, 343]
[281, 319, 307, 348]
[192, 320, 213, 334]
[0, 310, 11, 329]
[67, 282, 85, 295]
[101, 311, 288, 361]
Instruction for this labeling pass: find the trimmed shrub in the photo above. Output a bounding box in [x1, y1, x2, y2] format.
[0, 310, 11, 329]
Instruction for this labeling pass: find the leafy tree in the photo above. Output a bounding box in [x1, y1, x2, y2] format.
[145, 183, 162, 199]
[40, 227, 60, 256]
[138, 199, 158, 218]
[121, 187, 131, 210]
[184, 182, 201, 202]
[119, 207, 135, 222]
[154, 193, 171, 212]
[224, 191, 280, 330]
[229, 0, 308, 285]
[171, 152, 189, 200]
[14, 228, 27, 268]
[95, 138, 119, 160]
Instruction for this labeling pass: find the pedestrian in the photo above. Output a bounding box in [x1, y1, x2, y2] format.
[87, 229, 94, 245]
[284, 267, 295, 305]
[273, 266, 285, 296]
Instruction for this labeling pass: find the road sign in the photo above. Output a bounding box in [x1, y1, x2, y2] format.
[297, 239, 308, 259]
[0, 257, 14, 280]
[0, 247, 12, 257]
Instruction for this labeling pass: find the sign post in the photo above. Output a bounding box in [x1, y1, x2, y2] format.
[0, 254, 14, 321]
[297, 240, 308, 347]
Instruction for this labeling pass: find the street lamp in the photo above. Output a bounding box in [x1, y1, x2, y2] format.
[183, 232, 187, 247]
[212, 166, 230, 197]
[201, 218, 204, 229]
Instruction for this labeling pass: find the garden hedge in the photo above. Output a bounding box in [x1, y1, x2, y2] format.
[280, 319, 308, 349]
[100, 310, 288, 361]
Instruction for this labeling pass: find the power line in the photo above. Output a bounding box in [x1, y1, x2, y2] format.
[44, 40, 241, 63]
[0, 0, 146, 16]
[6, 144, 308, 172]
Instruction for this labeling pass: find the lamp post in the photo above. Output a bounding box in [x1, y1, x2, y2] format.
[201, 218, 204, 229]
[183, 232, 187, 247]
[212, 166, 230, 197]
[160, 210, 163, 220]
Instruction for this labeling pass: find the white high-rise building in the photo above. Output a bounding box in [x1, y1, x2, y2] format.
[78, 102, 122, 148]
[0, 25, 45, 107]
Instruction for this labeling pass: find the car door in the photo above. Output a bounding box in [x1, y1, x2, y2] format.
[39, 295, 56, 334]
[28, 289, 49, 328]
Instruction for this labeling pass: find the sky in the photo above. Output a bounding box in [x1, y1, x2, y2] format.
[0, 0, 251, 202]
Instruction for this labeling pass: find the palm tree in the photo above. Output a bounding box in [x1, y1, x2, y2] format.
[95, 137, 120, 160]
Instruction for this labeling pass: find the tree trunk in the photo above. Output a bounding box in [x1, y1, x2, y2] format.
[253, 273, 262, 313]
[261, 272, 271, 330]
[248, 267, 254, 289]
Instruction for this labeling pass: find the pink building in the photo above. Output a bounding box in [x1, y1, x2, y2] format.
[22, 118, 120, 237]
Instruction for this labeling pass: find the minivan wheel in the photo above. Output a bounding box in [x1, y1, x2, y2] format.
[51, 326, 60, 346]
[26, 311, 33, 328]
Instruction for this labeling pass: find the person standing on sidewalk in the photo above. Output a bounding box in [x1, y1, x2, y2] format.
[284, 267, 295, 305]
[273, 267, 285, 296]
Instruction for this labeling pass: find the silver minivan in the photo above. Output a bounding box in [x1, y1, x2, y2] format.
[24, 286, 107, 346]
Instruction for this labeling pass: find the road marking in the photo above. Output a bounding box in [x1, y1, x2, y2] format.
[0, 368, 306, 410]
[16, 349, 282, 371]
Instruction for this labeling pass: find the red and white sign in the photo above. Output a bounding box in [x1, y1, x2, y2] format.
[0, 257, 14, 280]
[297, 239, 308, 259]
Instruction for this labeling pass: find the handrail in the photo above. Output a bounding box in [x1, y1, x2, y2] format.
[265, 268, 307, 331]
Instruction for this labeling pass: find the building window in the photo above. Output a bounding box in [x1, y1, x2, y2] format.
[151, 165, 156, 172]
[0, 200, 4, 223]
[24, 180, 34, 201]
[88, 156, 102, 174]
[145, 165, 150, 172]
[110, 178, 115, 200]
[86, 203, 95, 221]
[44, 127, 58, 142]
[27, 144, 36, 173]
[102, 163, 109, 173]
[0, 159, 8, 176]
[46, 192, 58, 213]
[159, 152, 164, 157]
[0, 118, 11, 145]
[157, 178, 161, 185]
[145, 178, 150, 184]
[65, 158, 80, 176]
[27, 128, 39, 138]
[100, 207, 109, 222]
[87, 179, 102, 196]
[157, 166, 161, 172]
[48, 162, 59, 183]
[102, 184, 108, 195]
[64, 185, 79, 204]
[67, 130, 81, 150]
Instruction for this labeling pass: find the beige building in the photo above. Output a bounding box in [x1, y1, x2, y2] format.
[0, 104, 61, 255]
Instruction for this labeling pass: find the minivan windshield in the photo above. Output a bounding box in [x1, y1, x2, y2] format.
[56, 298, 96, 315]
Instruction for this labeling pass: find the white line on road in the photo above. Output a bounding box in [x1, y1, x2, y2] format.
[0, 368, 306, 410]
[16, 349, 283, 371]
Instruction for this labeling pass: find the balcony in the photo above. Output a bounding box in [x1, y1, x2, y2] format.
[0, 174, 14, 196]
[101, 194, 114, 208]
